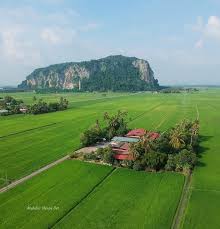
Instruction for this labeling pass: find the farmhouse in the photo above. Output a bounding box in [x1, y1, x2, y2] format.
[19, 108, 28, 113]
[0, 109, 9, 115]
[126, 128, 146, 138]
[111, 129, 160, 160]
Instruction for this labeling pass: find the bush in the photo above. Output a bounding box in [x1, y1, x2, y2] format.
[103, 110, 128, 140]
[153, 134, 171, 153]
[123, 160, 134, 168]
[83, 152, 97, 161]
[143, 152, 167, 170]
[80, 123, 103, 147]
[102, 147, 115, 165]
[165, 154, 176, 171]
[175, 149, 197, 171]
[133, 160, 144, 171]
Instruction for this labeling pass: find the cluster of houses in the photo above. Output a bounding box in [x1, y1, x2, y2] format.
[0, 100, 28, 115]
[109, 129, 160, 160]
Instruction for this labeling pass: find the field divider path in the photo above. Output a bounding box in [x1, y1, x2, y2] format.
[50, 167, 116, 229]
[172, 173, 192, 229]
[129, 102, 164, 124]
[0, 155, 69, 194]
[0, 122, 59, 139]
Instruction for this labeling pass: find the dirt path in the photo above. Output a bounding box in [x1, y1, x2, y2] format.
[0, 155, 69, 194]
[171, 173, 192, 229]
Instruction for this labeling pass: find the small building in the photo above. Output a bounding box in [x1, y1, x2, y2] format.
[0, 109, 9, 115]
[19, 108, 28, 113]
[148, 132, 160, 140]
[113, 143, 133, 160]
[110, 136, 139, 148]
[126, 128, 146, 138]
[111, 129, 160, 161]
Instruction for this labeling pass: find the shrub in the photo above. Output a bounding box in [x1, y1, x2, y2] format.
[83, 152, 97, 161]
[80, 123, 103, 147]
[103, 110, 128, 140]
[175, 149, 197, 171]
[165, 154, 176, 171]
[123, 160, 134, 168]
[153, 134, 171, 153]
[143, 152, 167, 170]
[133, 160, 144, 171]
[102, 147, 115, 165]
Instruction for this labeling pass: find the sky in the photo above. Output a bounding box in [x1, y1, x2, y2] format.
[0, 0, 220, 86]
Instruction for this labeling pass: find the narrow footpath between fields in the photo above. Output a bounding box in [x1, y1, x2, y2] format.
[0, 155, 69, 194]
[171, 173, 192, 229]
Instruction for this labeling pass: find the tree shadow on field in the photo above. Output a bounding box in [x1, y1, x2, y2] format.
[195, 135, 213, 168]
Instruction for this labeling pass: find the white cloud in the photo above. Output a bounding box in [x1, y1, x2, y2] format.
[0, 5, 101, 84]
[205, 16, 220, 39]
[192, 15, 220, 48]
[195, 39, 204, 48]
[41, 27, 76, 44]
[193, 15, 220, 46]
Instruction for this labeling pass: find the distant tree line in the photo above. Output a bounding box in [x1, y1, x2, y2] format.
[160, 87, 199, 93]
[0, 96, 24, 115]
[28, 97, 69, 115]
[0, 95, 69, 116]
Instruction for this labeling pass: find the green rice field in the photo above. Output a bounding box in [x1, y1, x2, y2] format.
[1, 89, 220, 228]
[55, 168, 184, 229]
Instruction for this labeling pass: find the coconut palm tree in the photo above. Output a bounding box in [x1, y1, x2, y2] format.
[169, 128, 185, 150]
[190, 119, 200, 146]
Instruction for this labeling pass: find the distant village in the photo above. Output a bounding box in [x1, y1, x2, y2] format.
[0, 95, 68, 116]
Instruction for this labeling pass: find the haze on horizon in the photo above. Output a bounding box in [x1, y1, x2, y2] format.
[0, 0, 220, 86]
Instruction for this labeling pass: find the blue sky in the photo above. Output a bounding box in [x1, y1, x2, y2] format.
[0, 0, 220, 85]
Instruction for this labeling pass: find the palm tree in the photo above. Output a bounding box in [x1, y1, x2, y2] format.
[169, 128, 185, 150]
[190, 119, 200, 146]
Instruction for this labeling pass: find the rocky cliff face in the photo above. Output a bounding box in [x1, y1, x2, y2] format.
[19, 55, 159, 91]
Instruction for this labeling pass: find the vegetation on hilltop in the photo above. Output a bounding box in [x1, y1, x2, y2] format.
[18, 55, 159, 92]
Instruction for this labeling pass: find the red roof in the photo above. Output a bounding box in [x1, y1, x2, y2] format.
[148, 132, 160, 140]
[120, 143, 130, 150]
[112, 143, 130, 154]
[114, 154, 133, 160]
[126, 128, 146, 137]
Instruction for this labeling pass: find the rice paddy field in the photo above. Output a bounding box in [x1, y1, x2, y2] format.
[0, 88, 220, 228]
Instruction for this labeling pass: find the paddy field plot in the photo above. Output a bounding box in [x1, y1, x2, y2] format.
[55, 168, 184, 229]
[0, 160, 113, 229]
[182, 92, 220, 229]
[0, 160, 184, 229]
[1, 90, 220, 228]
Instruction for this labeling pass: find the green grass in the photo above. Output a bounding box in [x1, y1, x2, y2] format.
[182, 190, 220, 229]
[55, 168, 184, 229]
[1, 89, 220, 228]
[181, 91, 220, 228]
[0, 160, 113, 229]
[0, 92, 172, 187]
